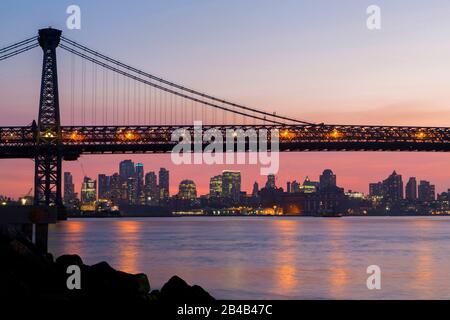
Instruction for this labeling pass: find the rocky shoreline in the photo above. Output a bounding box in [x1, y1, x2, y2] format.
[0, 225, 214, 306]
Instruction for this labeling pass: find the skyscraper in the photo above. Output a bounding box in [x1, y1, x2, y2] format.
[178, 180, 197, 200]
[369, 182, 383, 197]
[127, 177, 139, 204]
[209, 175, 222, 199]
[320, 169, 337, 190]
[405, 177, 417, 201]
[382, 171, 403, 203]
[265, 174, 276, 189]
[63, 172, 76, 206]
[119, 160, 135, 181]
[80, 176, 97, 210]
[109, 173, 122, 205]
[135, 163, 144, 204]
[291, 180, 300, 193]
[252, 181, 259, 197]
[159, 168, 170, 201]
[222, 170, 241, 202]
[98, 174, 110, 200]
[418, 180, 435, 202]
[144, 171, 158, 205]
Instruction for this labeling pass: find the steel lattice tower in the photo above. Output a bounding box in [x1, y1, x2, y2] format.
[34, 28, 63, 216]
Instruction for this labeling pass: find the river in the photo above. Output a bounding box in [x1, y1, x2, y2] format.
[48, 216, 450, 299]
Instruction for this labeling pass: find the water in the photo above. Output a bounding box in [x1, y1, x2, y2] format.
[48, 216, 450, 299]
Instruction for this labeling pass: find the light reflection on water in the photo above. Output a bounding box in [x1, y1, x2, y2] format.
[48, 216, 450, 299]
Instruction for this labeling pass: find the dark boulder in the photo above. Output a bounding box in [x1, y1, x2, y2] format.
[55, 254, 83, 270]
[160, 275, 215, 302]
[82, 261, 150, 297]
[0, 226, 214, 306]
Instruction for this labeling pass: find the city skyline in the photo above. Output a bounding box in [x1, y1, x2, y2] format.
[51, 159, 447, 217]
[57, 159, 443, 202]
[1, 153, 449, 200]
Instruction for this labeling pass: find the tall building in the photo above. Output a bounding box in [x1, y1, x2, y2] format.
[222, 170, 241, 202]
[252, 181, 259, 197]
[418, 180, 435, 202]
[63, 172, 75, 205]
[80, 176, 96, 210]
[144, 171, 158, 205]
[127, 177, 139, 204]
[119, 160, 135, 181]
[320, 169, 337, 190]
[159, 168, 170, 201]
[135, 163, 144, 203]
[109, 173, 122, 205]
[405, 177, 417, 201]
[178, 180, 197, 200]
[369, 182, 383, 197]
[382, 171, 403, 203]
[291, 180, 300, 193]
[265, 174, 276, 189]
[209, 175, 222, 199]
[98, 174, 110, 200]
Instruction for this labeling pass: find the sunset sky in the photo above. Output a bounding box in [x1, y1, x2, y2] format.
[1, 0, 450, 198]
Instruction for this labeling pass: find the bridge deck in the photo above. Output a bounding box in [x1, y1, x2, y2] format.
[0, 124, 449, 159]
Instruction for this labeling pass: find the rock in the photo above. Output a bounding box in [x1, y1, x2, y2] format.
[83, 261, 151, 297]
[0, 227, 215, 305]
[160, 275, 215, 302]
[0, 236, 56, 300]
[55, 254, 83, 270]
[149, 289, 160, 300]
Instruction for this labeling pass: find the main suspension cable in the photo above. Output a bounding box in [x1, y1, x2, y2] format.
[60, 43, 286, 125]
[61, 36, 314, 125]
[0, 43, 39, 61]
[0, 36, 37, 54]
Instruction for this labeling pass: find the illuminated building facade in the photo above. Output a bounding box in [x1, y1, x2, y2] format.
[178, 180, 197, 200]
[209, 175, 222, 199]
[222, 170, 241, 203]
[80, 176, 97, 211]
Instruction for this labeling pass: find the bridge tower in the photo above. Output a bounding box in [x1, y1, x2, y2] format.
[34, 28, 64, 219]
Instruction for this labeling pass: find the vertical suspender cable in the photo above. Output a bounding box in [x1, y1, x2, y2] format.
[70, 53, 75, 126]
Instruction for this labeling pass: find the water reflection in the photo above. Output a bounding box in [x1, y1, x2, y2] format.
[113, 220, 141, 273]
[412, 219, 435, 298]
[272, 220, 300, 295]
[325, 220, 349, 297]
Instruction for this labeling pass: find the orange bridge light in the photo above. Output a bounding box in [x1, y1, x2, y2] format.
[281, 129, 295, 140]
[416, 131, 426, 140]
[119, 130, 139, 141]
[69, 131, 84, 141]
[330, 129, 343, 139]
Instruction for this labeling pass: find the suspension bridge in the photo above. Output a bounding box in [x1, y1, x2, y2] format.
[1, 27, 450, 215]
